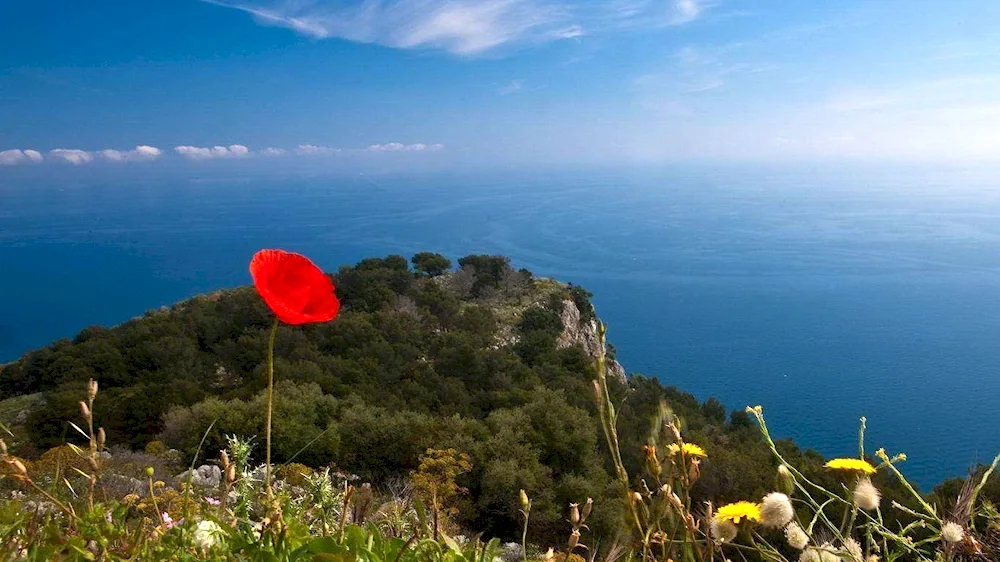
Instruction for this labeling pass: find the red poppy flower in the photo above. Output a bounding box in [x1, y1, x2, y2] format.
[250, 249, 340, 325]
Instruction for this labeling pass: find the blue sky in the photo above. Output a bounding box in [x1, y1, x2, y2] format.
[1, 0, 999, 169]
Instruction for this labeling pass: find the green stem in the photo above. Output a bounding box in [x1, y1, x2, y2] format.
[265, 318, 279, 501]
[520, 506, 530, 562]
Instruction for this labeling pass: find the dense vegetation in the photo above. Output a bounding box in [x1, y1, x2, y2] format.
[1, 252, 997, 550]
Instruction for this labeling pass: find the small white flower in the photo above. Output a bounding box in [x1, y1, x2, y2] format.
[760, 492, 794, 528]
[853, 478, 881, 511]
[193, 520, 224, 550]
[842, 537, 863, 562]
[784, 521, 810, 550]
[941, 521, 964, 543]
[710, 518, 738, 543]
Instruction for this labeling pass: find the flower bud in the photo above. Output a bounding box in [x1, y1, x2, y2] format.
[145, 466, 155, 478]
[520, 489, 530, 511]
[226, 464, 236, 483]
[88, 457, 100, 472]
[97, 428, 106, 450]
[569, 503, 580, 527]
[776, 464, 795, 496]
[79, 401, 91, 421]
[0, 439, 7, 456]
[632, 491, 643, 504]
[581, 497, 593, 522]
[88, 379, 98, 401]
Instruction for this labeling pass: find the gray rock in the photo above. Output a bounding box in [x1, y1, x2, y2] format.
[499, 542, 523, 562]
[102, 474, 144, 496]
[176, 464, 222, 489]
[555, 299, 627, 384]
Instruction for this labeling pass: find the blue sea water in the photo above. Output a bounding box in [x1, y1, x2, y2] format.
[2, 163, 1000, 488]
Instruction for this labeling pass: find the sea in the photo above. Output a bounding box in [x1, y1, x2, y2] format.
[2, 162, 1000, 489]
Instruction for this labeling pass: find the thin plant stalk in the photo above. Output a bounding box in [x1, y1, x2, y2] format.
[265, 318, 279, 500]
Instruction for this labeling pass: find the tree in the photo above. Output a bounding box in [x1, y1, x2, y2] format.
[412, 253, 452, 277]
[457, 255, 512, 296]
[411, 447, 472, 539]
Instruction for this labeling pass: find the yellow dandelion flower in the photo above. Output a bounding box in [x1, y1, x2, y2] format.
[715, 501, 761, 524]
[667, 443, 708, 458]
[824, 458, 876, 474]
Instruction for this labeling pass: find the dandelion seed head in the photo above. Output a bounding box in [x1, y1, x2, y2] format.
[853, 478, 881, 511]
[710, 518, 738, 543]
[843, 537, 863, 562]
[784, 521, 810, 550]
[799, 543, 839, 562]
[760, 492, 794, 528]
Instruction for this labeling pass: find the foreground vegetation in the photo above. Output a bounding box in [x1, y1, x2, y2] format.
[0, 252, 997, 560]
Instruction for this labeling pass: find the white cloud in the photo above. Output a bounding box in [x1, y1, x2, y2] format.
[499, 79, 524, 95]
[260, 147, 288, 156]
[204, 0, 705, 55]
[827, 91, 900, 113]
[49, 149, 94, 165]
[173, 144, 252, 160]
[296, 144, 341, 155]
[98, 145, 164, 162]
[0, 149, 45, 166]
[367, 142, 445, 152]
[670, 0, 704, 25]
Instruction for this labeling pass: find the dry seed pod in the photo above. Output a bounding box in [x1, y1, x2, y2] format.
[8, 458, 27, 477]
[569, 503, 580, 526]
[220, 450, 230, 468]
[88, 457, 100, 472]
[88, 379, 99, 401]
[97, 428, 106, 450]
[581, 497, 593, 521]
[567, 529, 580, 551]
[0, 439, 7, 456]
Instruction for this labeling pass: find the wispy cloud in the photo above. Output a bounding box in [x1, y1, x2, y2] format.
[499, 79, 524, 95]
[203, 0, 706, 55]
[608, 0, 709, 29]
[368, 142, 445, 152]
[670, 0, 705, 25]
[173, 144, 251, 160]
[296, 144, 341, 155]
[0, 149, 44, 166]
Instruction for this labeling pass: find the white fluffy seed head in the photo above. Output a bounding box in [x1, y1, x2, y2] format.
[799, 544, 839, 562]
[760, 492, 795, 528]
[842, 538, 863, 562]
[941, 521, 964, 543]
[710, 518, 738, 543]
[853, 478, 881, 511]
[784, 521, 810, 550]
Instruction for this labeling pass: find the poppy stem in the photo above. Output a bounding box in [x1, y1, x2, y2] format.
[265, 318, 279, 501]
